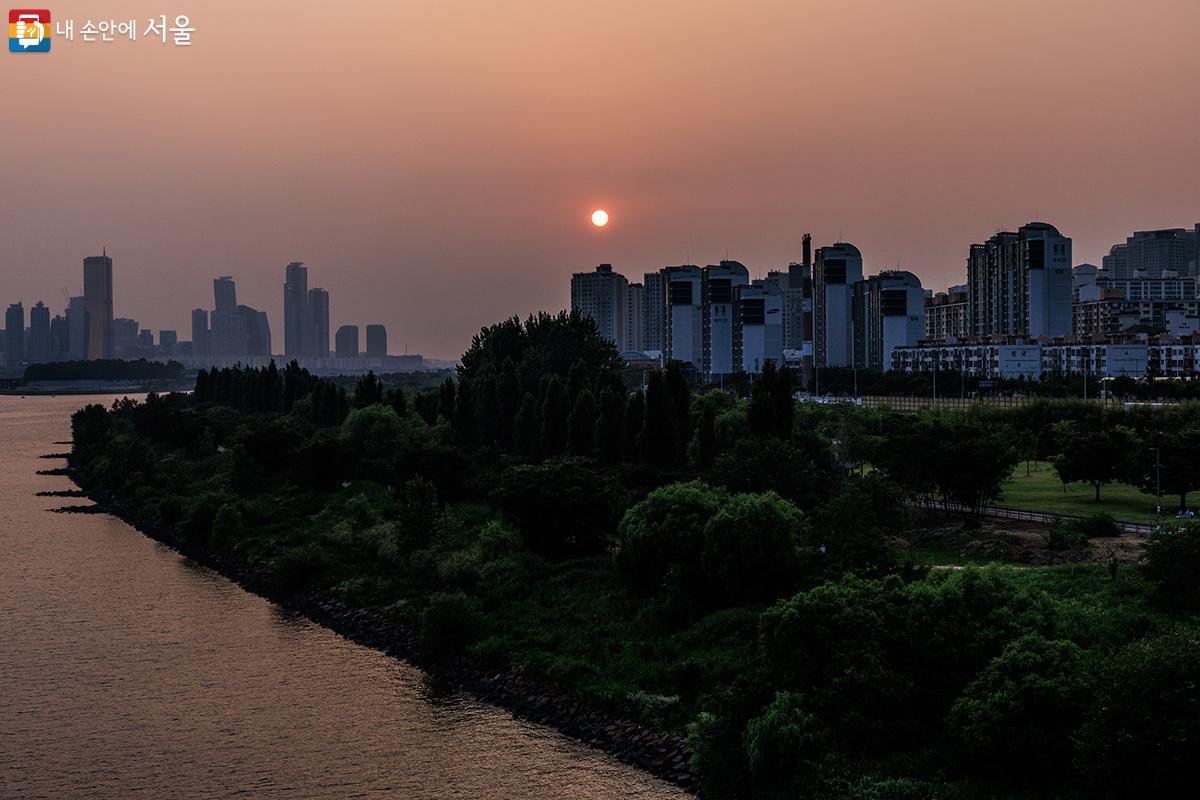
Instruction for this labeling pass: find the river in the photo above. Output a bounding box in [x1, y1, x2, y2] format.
[0, 395, 691, 799]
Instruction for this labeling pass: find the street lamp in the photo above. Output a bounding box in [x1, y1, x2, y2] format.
[1153, 446, 1162, 516]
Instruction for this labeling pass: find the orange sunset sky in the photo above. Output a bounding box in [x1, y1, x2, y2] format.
[3, 0, 1199, 358]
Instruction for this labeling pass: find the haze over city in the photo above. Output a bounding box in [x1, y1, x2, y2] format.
[3, 0, 1199, 359]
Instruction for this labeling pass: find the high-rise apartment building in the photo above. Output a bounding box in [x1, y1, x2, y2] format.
[570, 264, 629, 349]
[813, 242, 864, 367]
[83, 253, 114, 360]
[853, 271, 925, 371]
[335, 325, 359, 358]
[284, 262, 308, 358]
[641, 271, 665, 354]
[702, 261, 750, 377]
[191, 308, 209, 358]
[365, 324, 387, 359]
[5, 302, 24, 370]
[662, 265, 703, 368]
[213, 276, 237, 315]
[924, 284, 969, 340]
[966, 222, 1072, 338]
[626, 283, 643, 352]
[734, 280, 783, 373]
[308, 288, 330, 358]
[28, 301, 50, 364]
[67, 297, 89, 360]
[1102, 226, 1199, 279]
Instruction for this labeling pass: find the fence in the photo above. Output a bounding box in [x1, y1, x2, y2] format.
[915, 497, 1156, 535]
[859, 395, 1128, 414]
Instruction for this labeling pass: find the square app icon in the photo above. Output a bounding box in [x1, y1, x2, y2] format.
[9, 9, 51, 52]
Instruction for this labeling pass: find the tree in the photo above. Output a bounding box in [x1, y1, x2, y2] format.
[513, 391, 540, 458]
[452, 377, 476, 447]
[1137, 426, 1200, 511]
[1075, 628, 1200, 798]
[492, 457, 627, 557]
[566, 389, 597, 456]
[1142, 518, 1200, 610]
[353, 371, 384, 408]
[539, 376, 569, 456]
[702, 491, 808, 605]
[748, 361, 794, 438]
[615, 481, 726, 594]
[933, 416, 1019, 509]
[946, 634, 1089, 779]
[639, 371, 677, 466]
[665, 361, 692, 460]
[695, 404, 717, 469]
[437, 377, 456, 422]
[594, 388, 625, 464]
[623, 390, 645, 461]
[1051, 421, 1141, 502]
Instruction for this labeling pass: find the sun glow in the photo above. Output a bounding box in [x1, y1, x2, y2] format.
[591, 209, 609, 227]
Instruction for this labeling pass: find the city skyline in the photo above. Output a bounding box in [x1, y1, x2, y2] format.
[3, 0, 1199, 359]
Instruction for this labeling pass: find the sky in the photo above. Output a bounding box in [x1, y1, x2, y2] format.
[3, 0, 1199, 360]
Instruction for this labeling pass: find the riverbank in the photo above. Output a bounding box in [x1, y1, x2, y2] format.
[63, 461, 696, 792]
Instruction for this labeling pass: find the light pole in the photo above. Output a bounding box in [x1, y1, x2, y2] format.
[1153, 446, 1162, 516]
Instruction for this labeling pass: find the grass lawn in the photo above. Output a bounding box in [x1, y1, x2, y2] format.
[1000, 461, 1161, 523]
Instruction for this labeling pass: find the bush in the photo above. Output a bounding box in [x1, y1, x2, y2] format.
[268, 544, 334, 594]
[702, 491, 808, 605]
[420, 591, 480, 661]
[1077, 512, 1122, 538]
[615, 481, 726, 595]
[946, 634, 1089, 779]
[492, 457, 628, 557]
[744, 691, 830, 793]
[1044, 518, 1087, 551]
[1142, 519, 1200, 609]
[1075, 628, 1200, 798]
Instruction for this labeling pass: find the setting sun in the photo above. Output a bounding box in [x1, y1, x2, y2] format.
[590, 209, 609, 227]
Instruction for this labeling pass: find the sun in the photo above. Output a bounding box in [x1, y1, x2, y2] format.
[591, 209, 609, 228]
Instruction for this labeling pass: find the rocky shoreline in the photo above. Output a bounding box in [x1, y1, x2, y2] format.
[61, 462, 698, 793]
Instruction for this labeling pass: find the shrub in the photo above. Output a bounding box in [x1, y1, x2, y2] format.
[268, 544, 334, 594]
[946, 634, 1089, 778]
[420, 591, 481, 661]
[1077, 512, 1121, 538]
[1142, 519, 1200, 609]
[615, 481, 726, 595]
[743, 691, 830, 794]
[1075, 628, 1200, 797]
[492, 457, 628, 557]
[702, 491, 808, 605]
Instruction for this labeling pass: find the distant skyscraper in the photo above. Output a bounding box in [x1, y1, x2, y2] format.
[112, 318, 139, 358]
[365, 324, 387, 359]
[213, 276, 237, 314]
[83, 253, 114, 359]
[813, 242, 863, 367]
[159, 330, 177, 355]
[284, 262, 308, 358]
[853, 271, 925, 371]
[1104, 227, 1199, 279]
[702, 260, 750, 377]
[28, 301, 50, 364]
[626, 282, 644, 352]
[735, 280, 783, 373]
[571, 264, 629, 349]
[662, 265, 703, 368]
[239, 305, 272, 356]
[191, 308, 209, 358]
[5, 302, 25, 370]
[66, 297, 89, 360]
[49, 314, 69, 361]
[642, 271, 665, 353]
[966, 222, 1072, 338]
[335, 325, 359, 358]
[308, 287, 330, 358]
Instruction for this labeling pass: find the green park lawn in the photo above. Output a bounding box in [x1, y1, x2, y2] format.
[999, 461, 1162, 523]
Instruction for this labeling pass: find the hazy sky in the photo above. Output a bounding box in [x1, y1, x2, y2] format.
[3, 0, 1199, 359]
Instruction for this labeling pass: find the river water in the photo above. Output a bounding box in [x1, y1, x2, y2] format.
[0, 395, 690, 799]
